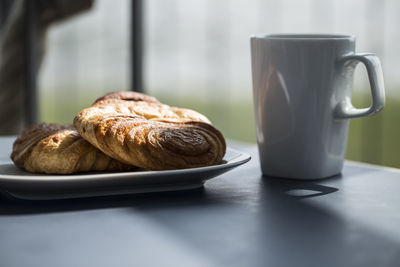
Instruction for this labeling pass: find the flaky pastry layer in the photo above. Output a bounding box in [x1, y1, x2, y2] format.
[11, 123, 134, 174]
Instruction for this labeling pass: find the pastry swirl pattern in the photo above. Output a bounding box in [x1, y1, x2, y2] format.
[74, 92, 226, 170]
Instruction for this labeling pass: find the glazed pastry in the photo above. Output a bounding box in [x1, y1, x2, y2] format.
[11, 123, 134, 174]
[74, 92, 226, 170]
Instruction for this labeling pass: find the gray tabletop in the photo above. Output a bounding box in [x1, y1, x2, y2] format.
[0, 138, 400, 267]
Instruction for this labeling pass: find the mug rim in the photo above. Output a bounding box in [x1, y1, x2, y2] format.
[251, 34, 355, 40]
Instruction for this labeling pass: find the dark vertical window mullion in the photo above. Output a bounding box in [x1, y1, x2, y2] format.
[131, 0, 144, 93]
[24, 0, 38, 125]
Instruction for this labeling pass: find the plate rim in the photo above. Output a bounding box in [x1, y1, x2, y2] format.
[0, 147, 251, 183]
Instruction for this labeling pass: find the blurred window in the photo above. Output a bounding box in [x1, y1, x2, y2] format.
[39, 0, 400, 167]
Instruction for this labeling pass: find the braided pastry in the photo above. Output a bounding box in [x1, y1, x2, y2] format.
[11, 123, 134, 174]
[74, 92, 226, 170]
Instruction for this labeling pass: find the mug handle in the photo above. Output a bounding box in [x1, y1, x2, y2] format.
[334, 53, 385, 119]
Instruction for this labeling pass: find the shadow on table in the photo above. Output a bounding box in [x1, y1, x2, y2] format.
[0, 170, 340, 215]
[247, 176, 400, 267]
[126, 175, 400, 267]
[1, 171, 400, 266]
[0, 170, 340, 216]
[0, 150, 369, 217]
[260, 174, 340, 199]
[0, 186, 227, 215]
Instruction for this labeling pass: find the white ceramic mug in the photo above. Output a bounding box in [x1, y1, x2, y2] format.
[250, 34, 385, 179]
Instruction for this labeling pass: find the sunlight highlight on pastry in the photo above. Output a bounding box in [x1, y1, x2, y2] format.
[74, 92, 226, 170]
[11, 123, 134, 174]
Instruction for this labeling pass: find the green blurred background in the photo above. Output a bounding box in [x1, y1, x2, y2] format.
[38, 0, 400, 168]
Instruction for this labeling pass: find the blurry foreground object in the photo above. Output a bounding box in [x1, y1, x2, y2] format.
[0, 0, 94, 135]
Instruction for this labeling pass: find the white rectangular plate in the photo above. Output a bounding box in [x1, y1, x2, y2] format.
[0, 147, 251, 200]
